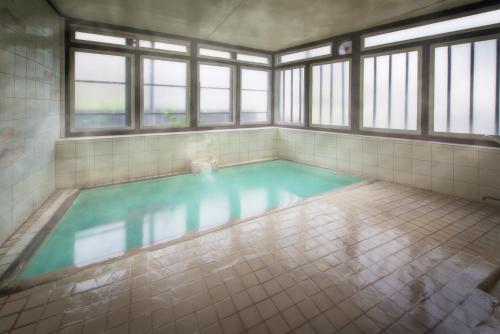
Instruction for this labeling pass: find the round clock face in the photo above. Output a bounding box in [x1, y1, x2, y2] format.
[338, 40, 352, 55]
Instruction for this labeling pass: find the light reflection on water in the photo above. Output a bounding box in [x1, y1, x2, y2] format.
[22, 160, 361, 278]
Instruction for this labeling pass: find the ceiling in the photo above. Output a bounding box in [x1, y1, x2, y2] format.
[50, 0, 481, 51]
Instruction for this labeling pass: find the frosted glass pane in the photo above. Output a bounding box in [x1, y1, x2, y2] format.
[199, 88, 231, 124]
[75, 52, 126, 82]
[199, 48, 231, 59]
[473, 39, 497, 135]
[406, 51, 419, 130]
[143, 59, 186, 86]
[320, 64, 332, 125]
[311, 65, 321, 124]
[280, 45, 331, 63]
[237, 53, 269, 64]
[292, 68, 302, 123]
[374, 55, 390, 129]
[139, 40, 187, 53]
[312, 61, 349, 127]
[433, 46, 449, 132]
[74, 82, 126, 128]
[241, 69, 268, 90]
[342, 62, 350, 126]
[199, 64, 231, 88]
[75, 32, 126, 45]
[363, 57, 375, 128]
[449, 43, 471, 133]
[364, 9, 500, 48]
[241, 91, 268, 118]
[390, 53, 406, 130]
[283, 70, 292, 122]
[143, 86, 187, 127]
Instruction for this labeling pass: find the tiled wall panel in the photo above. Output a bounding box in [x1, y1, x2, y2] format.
[0, 0, 60, 244]
[277, 128, 500, 206]
[55, 128, 277, 188]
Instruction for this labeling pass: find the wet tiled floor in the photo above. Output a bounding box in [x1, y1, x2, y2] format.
[0, 181, 499, 333]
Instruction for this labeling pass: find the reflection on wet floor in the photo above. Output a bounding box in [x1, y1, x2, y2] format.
[0, 181, 498, 333]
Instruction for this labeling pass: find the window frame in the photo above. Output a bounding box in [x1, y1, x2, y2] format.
[274, 65, 306, 126]
[362, 6, 500, 51]
[69, 47, 136, 133]
[71, 24, 191, 56]
[239, 66, 272, 125]
[139, 55, 191, 129]
[429, 34, 500, 140]
[197, 61, 236, 127]
[359, 46, 423, 135]
[309, 58, 352, 130]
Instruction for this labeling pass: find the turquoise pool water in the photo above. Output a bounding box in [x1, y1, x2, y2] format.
[22, 160, 361, 278]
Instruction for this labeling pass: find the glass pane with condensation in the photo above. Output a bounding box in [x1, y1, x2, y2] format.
[342, 62, 350, 126]
[406, 51, 419, 131]
[364, 9, 500, 48]
[363, 57, 375, 128]
[389, 52, 407, 130]
[75, 32, 126, 45]
[143, 86, 187, 126]
[311, 65, 321, 124]
[280, 45, 330, 64]
[374, 55, 390, 129]
[433, 46, 449, 133]
[199, 64, 231, 88]
[473, 39, 497, 135]
[449, 43, 471, 133]
[75, 52, 126, 83]
[199, 88, 230, 115]
[241, 91, 268, 115]
[320, 64, 332, 125]
[74, 82, 127, 128]
[143, 59, 187, 86]
[292, 68, 302, 123]
[199, 48, 231, 59]
[332, 63, 344, 126]
[237, 53, 269, 64]
[283, 70, 292, 122]
[241, 69, 268, 90]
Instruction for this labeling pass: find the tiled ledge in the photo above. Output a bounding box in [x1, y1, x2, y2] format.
[0, 190, 77, 287]
[277, 128, 500, 206]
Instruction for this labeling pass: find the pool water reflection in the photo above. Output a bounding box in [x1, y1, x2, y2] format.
[22, 160, 361, 278]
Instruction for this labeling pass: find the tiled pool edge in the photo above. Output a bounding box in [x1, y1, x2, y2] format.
[0, 190, 79, 292]
[0, 177, 373, 295]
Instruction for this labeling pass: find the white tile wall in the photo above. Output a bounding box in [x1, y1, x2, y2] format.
[0, 0, 60, 244]
[55, 128, 277, 188]
[277, 128, 500, 206]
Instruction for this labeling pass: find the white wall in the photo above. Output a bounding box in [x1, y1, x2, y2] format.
[0, 0, 61, 244]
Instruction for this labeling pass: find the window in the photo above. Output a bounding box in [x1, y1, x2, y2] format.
[432, 37, 500, 136]
[72, 51, 132, 130]
[142, 57, 189, 128]
[74, 31, 127, 46]
[275, 67, 304, 124]
[311, 60, 350, 128]
[361, 49, 420, 132]
[364, 8, 500, 49]
[199, 47, 231, 59]
[198, 63, 234, 125]
[278, 44, 331, 64]
[237, 53, 270, 65]
[240, 68, 270, 124]
[138, 40, 188, 53]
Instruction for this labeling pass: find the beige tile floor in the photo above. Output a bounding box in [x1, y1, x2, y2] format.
[0, 181, 499, 333]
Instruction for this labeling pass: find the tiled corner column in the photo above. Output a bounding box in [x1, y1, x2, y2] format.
[277, 128, 500, 205]
[55, 128, 277, 189]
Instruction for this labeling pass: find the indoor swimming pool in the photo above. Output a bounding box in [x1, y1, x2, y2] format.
[21, 160, 362, 278]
